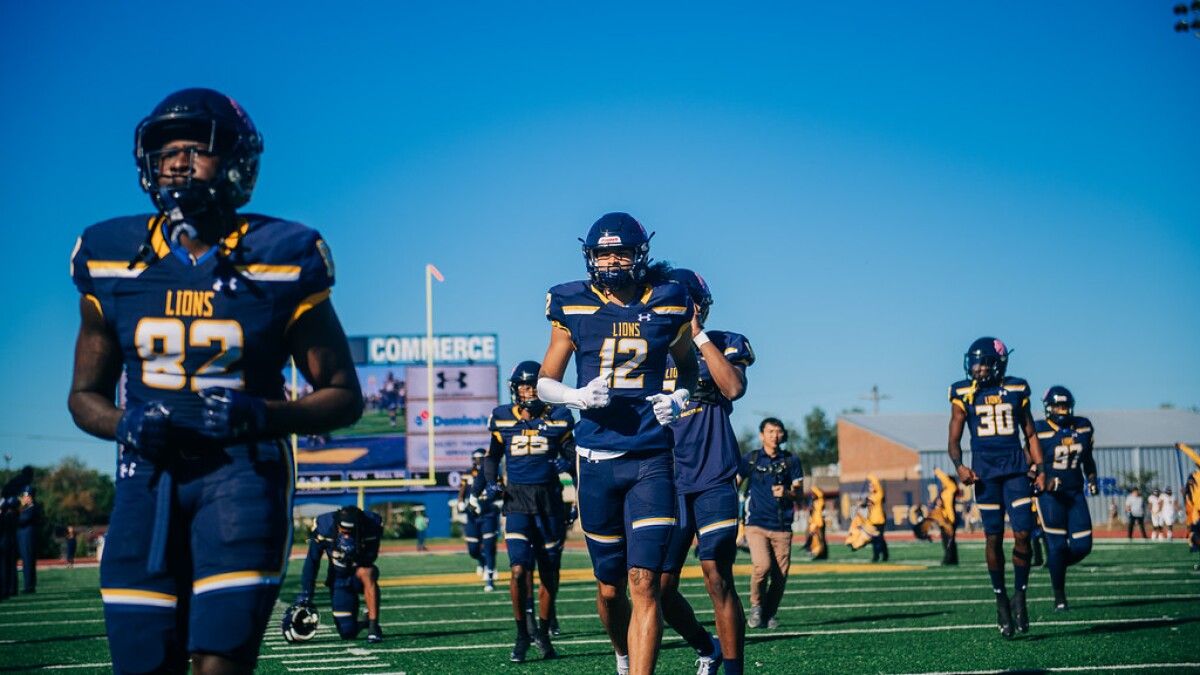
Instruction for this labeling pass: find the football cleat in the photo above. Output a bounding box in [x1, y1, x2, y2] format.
[694, 635, 723, 675]
[995, 594, 1015, 639]
[548, 616, 560, 636]
[366, 620, 383, 644]
[511, 635, 531, 663]
[1011, 590, 1030, 634]
[534, 630, 557, 659]
[767, 616, 780, 629]
[281, 602, 320, 642]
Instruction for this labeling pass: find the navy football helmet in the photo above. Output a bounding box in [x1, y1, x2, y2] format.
[336, 505, 362, 531]
[963, 337, 1009, 385]
[281, 602, 320, 642]
[1042, 385, 1075, 424]
[667, 268, 712, 324]
[134, 88, 264, 219]
[580, 212, 654, 290]
[509, 360, 546, 416]
[471, 447, 486, 470]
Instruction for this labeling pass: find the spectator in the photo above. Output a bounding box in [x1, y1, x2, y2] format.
[1125, 488, 1148, 539]
[737, 418, 804, 630]
[1161, 488, 1178, 541]
[414, 510, 430, 552]
[1108, 497, 1119, 528]
[1149, 488, 1165, 541]
[0, 497, 15, 599]
[16, 486, 40, 593]
[65, 526, 77, 569]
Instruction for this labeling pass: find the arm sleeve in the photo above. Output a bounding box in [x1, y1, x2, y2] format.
[545, 289, 571, 335]
[724, 333, 756, 368]
[70, 235, 95, 296]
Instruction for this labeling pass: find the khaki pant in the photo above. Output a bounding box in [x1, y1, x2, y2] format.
[745, 525, 793, 618]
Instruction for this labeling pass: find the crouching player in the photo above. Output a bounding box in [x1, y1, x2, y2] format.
[479, 360, 576, 662]
[1033, 386, 1097, 610]
[287, 506, 384, 643]
[658, 268, 754, 675]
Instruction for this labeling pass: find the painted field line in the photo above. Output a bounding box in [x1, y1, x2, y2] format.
[899, 663, 1200, 675]
[376, 561, 925, 588]
[375, 568, 1198, 597]
[281, 655, 381, 665]
[307, 615, 1184, 656]
[2, 578, 1193, 630]
[285, 663, 390, 672]
[253, 593, 1200, 637]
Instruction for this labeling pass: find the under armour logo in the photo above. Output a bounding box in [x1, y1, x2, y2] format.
[638, 313, 652, 322]
[213, 277, 238, 292]
[436, 371, 469, 390]
[119, 462, 137, 479]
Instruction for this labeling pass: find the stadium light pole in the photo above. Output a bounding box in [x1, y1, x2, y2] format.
[860, 384, 892, 415]
[425, 264, 445, 480]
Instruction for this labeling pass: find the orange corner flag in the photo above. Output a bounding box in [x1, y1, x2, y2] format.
[426, 264, 444, 282]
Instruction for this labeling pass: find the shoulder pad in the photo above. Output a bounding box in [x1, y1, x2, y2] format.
[710, 330, 756, 367]
[546, 280, 602, 327]
[647, 281, 692, 317]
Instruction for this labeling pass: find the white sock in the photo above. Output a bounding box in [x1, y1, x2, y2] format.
[616, 651, 630, 674]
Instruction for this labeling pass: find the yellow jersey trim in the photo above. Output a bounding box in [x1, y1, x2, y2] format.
[286, 289, 332, 331]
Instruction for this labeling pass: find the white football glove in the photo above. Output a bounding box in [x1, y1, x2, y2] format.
[539, 376, 610, 410]
[572, 376, 611, 410]
[646, 389, 690, 425]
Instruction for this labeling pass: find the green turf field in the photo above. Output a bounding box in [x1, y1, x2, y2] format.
[332, 409, 405, 437]
[1, 541, 1197, 673]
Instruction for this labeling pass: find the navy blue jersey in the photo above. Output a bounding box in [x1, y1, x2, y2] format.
[487, 404, 575, 486]
[1035, 417, 1095, 492]
[299, 510, 383, 595]
[664, 330, 755, 494]
[949, 376, 1033, 479]
[545, 280, 693, 453]
[738, 449, 804, 531]
[71, 214, 334, 442]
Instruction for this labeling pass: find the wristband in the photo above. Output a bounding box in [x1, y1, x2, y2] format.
[693, 331, 711, 348]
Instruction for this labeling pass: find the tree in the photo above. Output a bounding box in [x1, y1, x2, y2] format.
[1119, 469, 1158, 495]
[0, 457, 115, 558]
[736, 406, 839, 470]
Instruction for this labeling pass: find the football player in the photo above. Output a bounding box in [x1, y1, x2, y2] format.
[1032, 386, 1097, 611]
[537, 213, 698, 675]
[947, 337, 1045, 638]
[290, 506, 385, 642]
[459, 448, 499, 589]
[68, 88, 363, 674]
[478, 360, 576, 662]
[657, 268, 754, 675]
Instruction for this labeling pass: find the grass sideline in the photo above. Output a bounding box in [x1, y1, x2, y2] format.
[0, 541, 1196, 673]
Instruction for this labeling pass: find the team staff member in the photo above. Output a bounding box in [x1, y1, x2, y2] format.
[737, 418, 803, 630]
[68, 88, 362, 674]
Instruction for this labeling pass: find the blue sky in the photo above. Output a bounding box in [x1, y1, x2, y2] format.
[1, 3, 1197, 471]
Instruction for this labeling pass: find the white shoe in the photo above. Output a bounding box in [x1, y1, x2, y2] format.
[694, 635, 723, 675]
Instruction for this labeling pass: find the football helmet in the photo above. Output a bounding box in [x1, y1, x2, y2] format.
[134, 87, 263, 219]
[580, 212, 653, 290]
[1042, 385, 1075, 424]
[335, 505, 362, 531]
[281, 602, 320, 642]
[509, 360, 545, 416]
[471, 447, 486, 470]
[963, 337, 1009, 385]
[666, 268, 713, 324]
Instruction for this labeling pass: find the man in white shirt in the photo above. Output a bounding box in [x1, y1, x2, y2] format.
[1149, 488, 1164, 540]
[1125, 489, 1148, 539]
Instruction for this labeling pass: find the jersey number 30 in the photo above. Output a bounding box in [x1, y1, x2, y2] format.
[974, 403, 1015, 436]
[135, 318, 244, 391]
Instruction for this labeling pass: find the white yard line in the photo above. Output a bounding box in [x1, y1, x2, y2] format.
[899, 663, 1200, 675]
